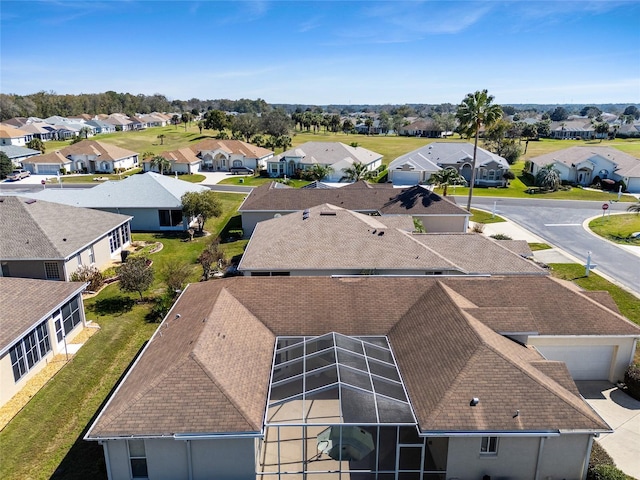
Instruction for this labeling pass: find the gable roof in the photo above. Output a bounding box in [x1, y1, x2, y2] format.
[190, 139, 273, 159]
[276, 142, 382, 166]
[0, 125, 30, 139]
[157, 148, 201, 165]
[22, 150, 72, 165]
[87, 276, 632, 439]
[528, 146, 640, 177]
[0, 277, 86, 354]
[0, 196, 131, 261]
[404, 142, 509, 169]
[0, 145, 41, 160]
[62, 140, 137, 161]
[238, 204, 542, 275]
[239, 181, 470, 217]
[30, 172, 209, 209]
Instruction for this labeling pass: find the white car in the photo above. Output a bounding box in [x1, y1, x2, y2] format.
[8, 169, 31, 181]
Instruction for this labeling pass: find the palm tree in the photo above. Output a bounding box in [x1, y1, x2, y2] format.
[79, 126, 92, 139]
[341, 162, 376, 182]
[157, 134, 165, 145]
[456, 89, 503, 211]
[428, 168, 467, 196]
[535, 164, 561, 191]
[308, 164, 333, 181]
[151, 155, 171, 175]
[627, 202, 640, 214]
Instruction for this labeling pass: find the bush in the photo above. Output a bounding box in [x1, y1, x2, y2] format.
[70, 265, 104, 292]
[624, 364, 640, 401]
[587, 464, 628, 480]
[490, 233, 512, 240]
[471, 223, 485, 233]
[146, 294, 175, 323]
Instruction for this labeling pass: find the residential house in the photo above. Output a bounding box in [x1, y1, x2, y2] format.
[395, 142, 510, 187]
[267, 142, 382, 181]
[15, 120, 57, 141]
[190, 139, 273, 172]
[139, 113, 168, 127]
[0, 125, 32, 146]
[31, 172, 208, 231]
[239, 180, 471, 236]
[355, 119, 384, 135]
[528, 146, 640, 192]
[238, 203, 544, 276]
[20, 150, 73, 175]
[103, 114, 134, 131]
[142, 148, 202, 174]
[397, 118, 443, 137]
[0, 277, 88, 408]
[387, 147, 442, 186]
[0, 145, 41, 166]
[86, 119, 117, 134]
[0, 196, 131, 280]
[549, 120, 595, 140]
[85, 275, 640, 480]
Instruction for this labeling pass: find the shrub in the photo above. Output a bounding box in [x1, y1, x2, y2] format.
[471, 223, 485, 233]
[490, 233, 512, 240]
[587, 464, 628, 480]
[70, 265, 104, 292]
[146, 293, 175, 323]
[624, 364, 640, 401]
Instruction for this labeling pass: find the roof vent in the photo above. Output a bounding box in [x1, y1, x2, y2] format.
[302, 209, 310, 220]
[320, 211, 336, 216]
[470, 397, 480, 407]
[25, 199, 36, 204]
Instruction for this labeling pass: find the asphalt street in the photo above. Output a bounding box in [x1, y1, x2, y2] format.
[467, 196, 640, 296]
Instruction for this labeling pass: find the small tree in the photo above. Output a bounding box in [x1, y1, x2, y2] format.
[197, 237, 225, 280]
[26, 138, 46, 154]
[70, 265, 104, 292]
[0, 151, 13, 179]
[302, 164, 333, 181]
[181, 190, 222, 233]
[151, 155, 171, 175]
[341, 161, 376, 182]
[161, 259, 192, 295]
[428, 168, 467, 196]
[535, 164, 561, 191]
[157, 134, 165, 145]
[118, 256, 153, 300]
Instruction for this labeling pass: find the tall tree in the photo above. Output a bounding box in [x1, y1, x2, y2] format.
[535, 164, 561, 191]
[79, 126, 91, 139]
[455, 89, 503, 211]
[204, 109, 228, 133]
[0, 151, 13, 179]
[151, 155, 171, 175]
[261, 109, 292, 137]
[428, 167, 467, 196]
[181, 190, 222, 233]
[593, 122, 609, 142]
[231, 113, 260, 142]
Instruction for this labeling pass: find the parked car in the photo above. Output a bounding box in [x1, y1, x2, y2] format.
[229, 166, 255, 175]
[8, 169, 31, 181]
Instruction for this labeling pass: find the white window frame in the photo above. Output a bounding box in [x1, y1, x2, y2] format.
[127, 439, 148, 479]
[88, 246, 95, 264]
[44, 262, 61, 280]
[480, 436, 498, 456]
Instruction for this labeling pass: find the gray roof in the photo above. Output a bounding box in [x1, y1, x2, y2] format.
[0, 277, 86, 353]
[403, 142, 509, 169]
[239, 204, 544, 275]
[30, 172, 209, 209]
[0, 145, 41, 160]
[0, 196, 131, 261]
[388, 146, 443, 173]
[277, 142, 382, 166]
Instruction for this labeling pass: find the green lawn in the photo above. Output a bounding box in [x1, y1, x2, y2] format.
[589, 213, 640, 245]
[0, 192, 246, 480]
[218, 175, 310, 187]
[528, 243, 552, 251]
[469, 208, 506, 224]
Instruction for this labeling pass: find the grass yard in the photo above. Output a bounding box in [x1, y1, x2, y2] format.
[528, 243, 552, 251]
[469, 208, 506, 224]
[218, 175, 310, 187]
[0, 192, 246, 480]
[589, 213, 640, 245]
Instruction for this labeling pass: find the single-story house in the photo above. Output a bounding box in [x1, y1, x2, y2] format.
[0, 145, 42, 166]
[85, 275, 640, 480]
[397, 118, 443, 137]
[238, 203, 543, 276]
[14, 121, 57, 141]
[239, 180, 471, 236]
[0, 277, 88, 408]
[190, 139, 273, 172]
[139, 113, 169, 127]
[30, 172, 209, 231]
[0, 196, 131, 281]
[267, 142, 382, 181]
[527, 146, 640, 192]
[22, 140, 139, 174]
[86, 119, 117, 134]
[388, 147, 442, 185]
[549, 120, 596, 140]
[0, 125, 32, 146]
[142, 148, 202, 174]
[103, 114, 134, 131]
[393, 142, 510, 187]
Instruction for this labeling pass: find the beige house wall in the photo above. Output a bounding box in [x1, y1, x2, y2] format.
[447, 434, 590, 480]
[1, 260, 65, 280]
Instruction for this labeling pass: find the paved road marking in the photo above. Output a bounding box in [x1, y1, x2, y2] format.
[544, 223, 582, 226]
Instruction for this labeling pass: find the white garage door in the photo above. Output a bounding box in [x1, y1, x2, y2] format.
[392, 170, 420, 186]
[626, 177, 640, 193]
[37, 164, 61, 175]
[536, 345, 614, 380]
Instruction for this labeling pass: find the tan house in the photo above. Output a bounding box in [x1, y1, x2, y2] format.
[142, 148, 202, 174]
[0, 196, 131, 280]
[239, 203, 543, 277]
[239, 180, 471, 236]
[0, 277, 87, 408]
[86, 276, 640, 480]
[0, 125, 32, 146]
[190, 139, 273, 172]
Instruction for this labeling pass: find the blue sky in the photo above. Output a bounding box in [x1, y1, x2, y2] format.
[2, 1, 639, 105]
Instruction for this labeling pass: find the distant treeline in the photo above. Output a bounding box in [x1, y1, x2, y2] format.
[0, 91, 637, 122]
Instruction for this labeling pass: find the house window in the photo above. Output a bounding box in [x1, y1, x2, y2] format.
[61, 297, 82, 335]
[88, 246, 95, 264]
[76, 253, 83, 267]
[109, 229, 121, 253]
[128, 439, 148, 479]
[44, 262, 61, 280]
[233, 160, 242, 167]
[121, 224, 130, 244]
[158, 210, 183, 227]
[9, 321, 52, 382]
[480, 436, 498, 455]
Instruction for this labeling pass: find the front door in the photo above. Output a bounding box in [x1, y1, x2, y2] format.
[53, 312, 66, 352]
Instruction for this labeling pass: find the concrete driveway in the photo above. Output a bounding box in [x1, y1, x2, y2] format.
[577, 381, 640, 478]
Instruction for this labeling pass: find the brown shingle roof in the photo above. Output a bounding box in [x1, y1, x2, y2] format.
[190, 139, 273, 159]
[62, 140, 137, 161]
[240, 181, 470, 216]
[158, 148, 201, 165]
[87, 276, 631, 439]
[0, 277, 86, 352]
[22, 150, 71, 165]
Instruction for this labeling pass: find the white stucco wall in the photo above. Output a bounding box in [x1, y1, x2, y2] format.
[419, 215, 468, 233]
